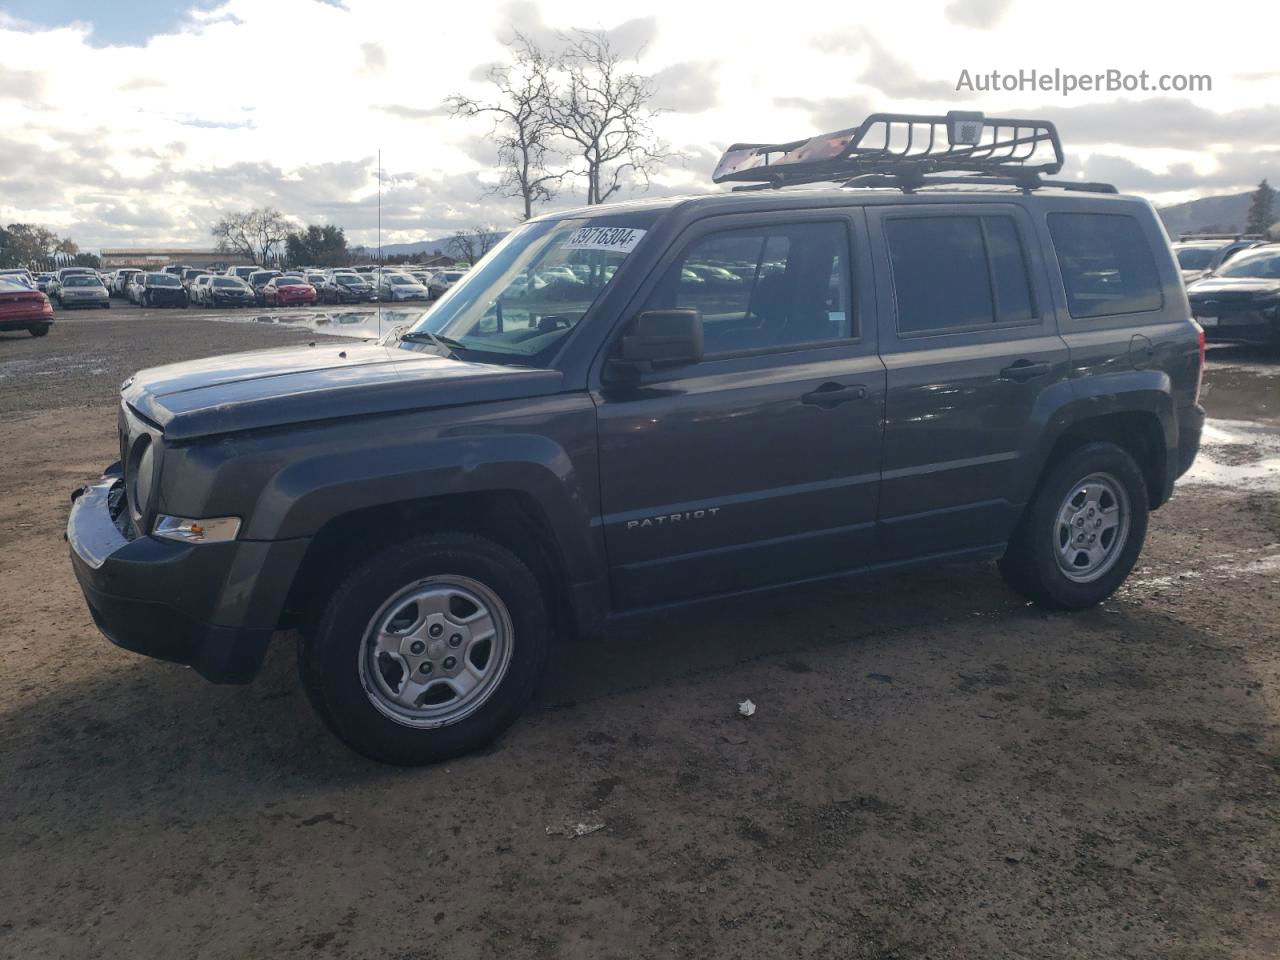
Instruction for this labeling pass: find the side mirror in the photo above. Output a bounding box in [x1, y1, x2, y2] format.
[617, 309, 704, 370]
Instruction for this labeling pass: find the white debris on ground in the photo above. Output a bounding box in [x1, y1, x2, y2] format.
[545, 819, 605, 839]
[738, 699, 756, 717]
[1181, 419, 1280, 493]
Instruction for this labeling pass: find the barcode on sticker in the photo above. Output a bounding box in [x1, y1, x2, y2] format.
[563, 226, 647, 254]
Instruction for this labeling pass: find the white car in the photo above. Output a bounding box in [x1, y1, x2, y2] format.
[378, 272, 430, 302]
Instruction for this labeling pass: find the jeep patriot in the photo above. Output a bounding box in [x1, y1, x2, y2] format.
[67, 113, 1205, 763]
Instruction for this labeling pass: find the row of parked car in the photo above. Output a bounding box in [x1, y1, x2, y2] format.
[98, 263, 473, 309]
[1171, 234, 1280, 345]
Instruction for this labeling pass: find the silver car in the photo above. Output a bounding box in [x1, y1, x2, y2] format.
[55, 274, 110, 309]
[378, 272, 430, 302]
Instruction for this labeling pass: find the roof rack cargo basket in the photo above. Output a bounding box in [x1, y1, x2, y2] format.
[712, 111, 1115, 194]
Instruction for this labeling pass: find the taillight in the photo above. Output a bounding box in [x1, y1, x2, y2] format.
[1194, 320, 1206, 403]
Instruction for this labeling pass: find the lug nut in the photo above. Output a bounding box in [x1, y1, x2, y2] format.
[448, 634, 462, 648]
[409, 640, 425, 654]
[428, 624, 443, 638]
[443, 656, 457, 670]
[419, 661, 433, 674]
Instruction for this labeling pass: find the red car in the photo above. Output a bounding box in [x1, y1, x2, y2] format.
[0, 276, 54, 337]
[262, 276, 318, 307]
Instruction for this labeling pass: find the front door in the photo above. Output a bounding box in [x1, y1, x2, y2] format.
[592, 213, 886, 610]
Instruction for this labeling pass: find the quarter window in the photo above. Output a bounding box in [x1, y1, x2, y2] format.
[885, 214, 1037, 334]
[642, 221, 853, 356]
[1048, 213, 1162, 318]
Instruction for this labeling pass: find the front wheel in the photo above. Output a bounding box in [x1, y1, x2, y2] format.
[998, 442, 1149, 610]
[300, 532, 549, 765]
[29, 324, 50, 337]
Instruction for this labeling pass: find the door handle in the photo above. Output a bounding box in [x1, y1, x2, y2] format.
[801, 382, 867, 408]
[998, 360, 1052, 382]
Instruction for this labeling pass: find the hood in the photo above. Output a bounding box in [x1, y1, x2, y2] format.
[1186, 276, 1280, 297]
[123, 341, 563, 441]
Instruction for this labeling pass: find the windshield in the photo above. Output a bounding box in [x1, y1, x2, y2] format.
[386, 274, 417, 285]
[336, 274, 365, 285]
[1217, 249, 1280, 279]
[249, 272, 277, 284]
[1176, 246, 1218, 270]
[212, 277, 243, 287]
[147, 274, 180, 286]
[404, 216, 654, 366]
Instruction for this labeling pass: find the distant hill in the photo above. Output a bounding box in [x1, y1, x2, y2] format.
[1157, 192, 1255, 237]
[370, 232, 509, 258]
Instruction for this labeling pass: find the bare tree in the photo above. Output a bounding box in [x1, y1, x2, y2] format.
[210, 207, 295, 264]
[448, 35, 563, 221]
[475, 225, 504, 257]
[546, 29, 669, 205]
[446, 231, 478, 264]
[445, 226, 505, 264]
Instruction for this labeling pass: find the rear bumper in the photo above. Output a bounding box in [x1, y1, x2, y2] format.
[67, 476, 309, 684]
[1174, 402, 1205, 484]
[0, 307, 52, 330]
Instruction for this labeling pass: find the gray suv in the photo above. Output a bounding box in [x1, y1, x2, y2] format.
[67, 112, 1204, 764]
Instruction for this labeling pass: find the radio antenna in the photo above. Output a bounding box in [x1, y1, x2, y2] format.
[377, 148, 382, 326]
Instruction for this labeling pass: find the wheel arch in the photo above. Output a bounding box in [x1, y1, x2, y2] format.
[281, 487, 582, 635]
[1026, 395, 1172, 512]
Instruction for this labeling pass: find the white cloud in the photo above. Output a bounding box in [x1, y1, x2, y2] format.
[0, 0, 1277, 248]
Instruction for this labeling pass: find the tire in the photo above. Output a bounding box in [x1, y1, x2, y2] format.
[28, 324, 50, 338]
[998, 442, 1149, 610]
[300, 532, 550, 765]
[102, 302, 110, 309]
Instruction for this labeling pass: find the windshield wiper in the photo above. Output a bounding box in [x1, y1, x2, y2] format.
[398, 329, 464, 359]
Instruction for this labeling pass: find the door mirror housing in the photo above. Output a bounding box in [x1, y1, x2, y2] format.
[616, 309, 704, 371]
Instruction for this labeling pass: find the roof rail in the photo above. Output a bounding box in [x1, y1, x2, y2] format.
[712, 111, 1116, 195]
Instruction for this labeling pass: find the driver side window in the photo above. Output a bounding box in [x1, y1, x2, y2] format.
[642, 221, 853, 356]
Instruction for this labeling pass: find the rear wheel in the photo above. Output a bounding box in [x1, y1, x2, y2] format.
[998, 442, 1148, 609]
[300, 532, 550, 765]
[28, 324, 50, 337]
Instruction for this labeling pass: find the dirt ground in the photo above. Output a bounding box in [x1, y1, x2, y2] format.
[1, 315, 1277, 959]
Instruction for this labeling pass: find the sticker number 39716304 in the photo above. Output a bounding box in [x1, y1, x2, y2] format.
[562, 226, 647, 254]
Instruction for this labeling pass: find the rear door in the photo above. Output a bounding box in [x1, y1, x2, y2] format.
[867, 202, 1068, 559]
[593, 211, 886, 609]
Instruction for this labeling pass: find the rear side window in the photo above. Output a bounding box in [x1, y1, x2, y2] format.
[1048, 213, 1162, 318]
[885, 215, 1037, 333]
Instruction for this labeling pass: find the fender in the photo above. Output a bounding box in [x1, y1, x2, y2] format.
[1013, 367, 1174, 508]
[156, 392, 607, 613]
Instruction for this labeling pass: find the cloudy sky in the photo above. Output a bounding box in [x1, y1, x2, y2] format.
[1, 0, 1277, 251]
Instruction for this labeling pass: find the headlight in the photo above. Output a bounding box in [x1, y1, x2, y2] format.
[153, 515, 241, 543]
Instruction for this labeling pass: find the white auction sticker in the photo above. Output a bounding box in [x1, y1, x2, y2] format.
[563, 226, 647, 254]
